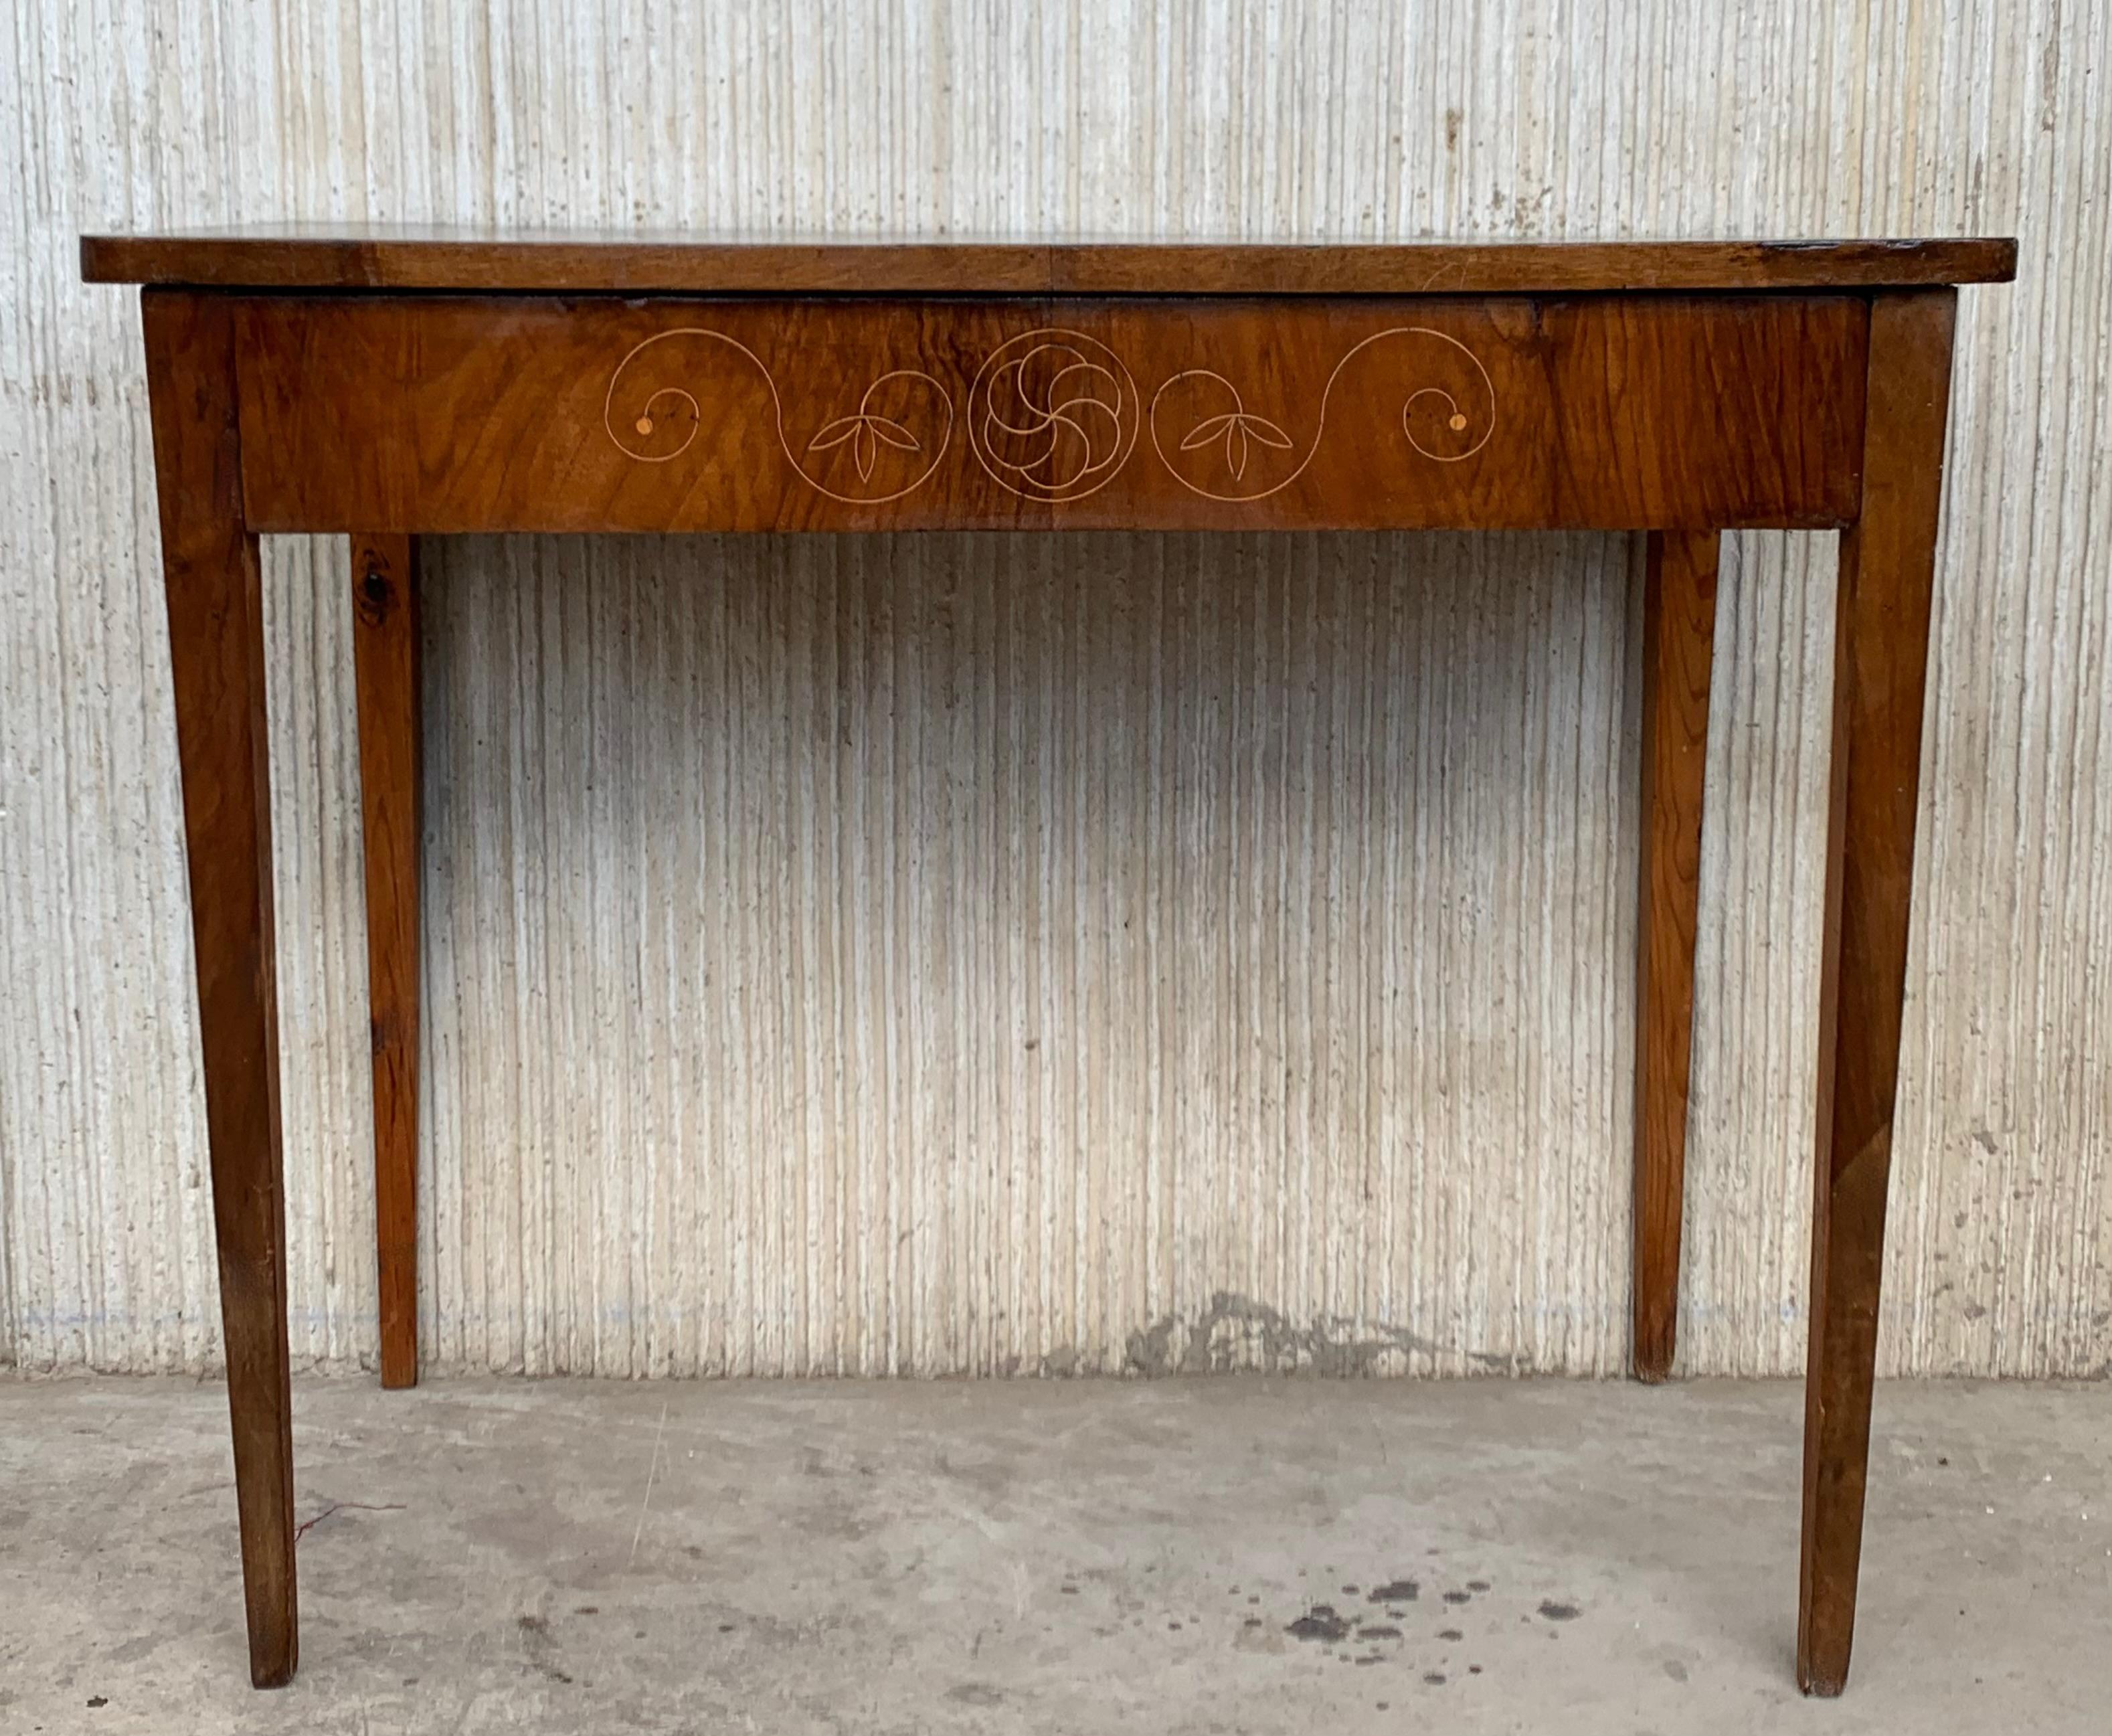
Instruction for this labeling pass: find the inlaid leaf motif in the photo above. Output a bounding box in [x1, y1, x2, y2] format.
[605, 328, 954, 503]
[1148, 326, 1496, 503]
[809, 412, 922, 481]
[1180, 408, 1292, 480]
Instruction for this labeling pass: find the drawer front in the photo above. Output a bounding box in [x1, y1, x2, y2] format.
[235, 292, 1866, 534]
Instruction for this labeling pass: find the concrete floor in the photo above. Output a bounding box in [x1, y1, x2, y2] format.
[0, 1379, 2104, 1735]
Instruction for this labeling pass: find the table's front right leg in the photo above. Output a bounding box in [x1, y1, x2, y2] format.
[1797, 286, 1957, 1696]
[143, 290, 298, 1688]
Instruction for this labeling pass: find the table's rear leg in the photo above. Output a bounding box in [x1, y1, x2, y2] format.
[1798, 286, 1956, 1696]
[143, 290, 298, 1687]
[1632, 529, 1719, 1381]
[351, 534, 423, 1389]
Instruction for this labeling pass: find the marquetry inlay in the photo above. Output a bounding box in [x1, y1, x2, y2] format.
[1148, 327, 1496, 501]
[602, 327, 955, 503]
[600, 322, 1508, 508]
[964, 328, 1141, 502]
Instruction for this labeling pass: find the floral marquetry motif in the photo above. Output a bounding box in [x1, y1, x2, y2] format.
[600, 321, 1506, 508]
[1148, 327, 1497, 502]
[602, 327, 954, 503]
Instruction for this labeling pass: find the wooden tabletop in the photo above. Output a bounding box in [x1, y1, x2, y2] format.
[80, 226, 2018, 295]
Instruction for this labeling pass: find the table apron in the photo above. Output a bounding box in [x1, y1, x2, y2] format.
[229, 292, 1869, 535]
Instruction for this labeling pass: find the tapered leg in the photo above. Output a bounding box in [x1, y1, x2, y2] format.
[143, 290, 298, 1687]
[1798, 287, 1957, 1696]
[351, 534, 422, 1389]
[1632, 529, 1719, 1381]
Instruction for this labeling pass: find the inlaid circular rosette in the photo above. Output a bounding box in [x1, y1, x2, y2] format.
[966, 329, 1140, 502]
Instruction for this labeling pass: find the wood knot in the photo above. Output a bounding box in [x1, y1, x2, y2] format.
[356, 563, 396, 626]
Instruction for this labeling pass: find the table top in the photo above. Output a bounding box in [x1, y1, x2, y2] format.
[80, 226, 2018, 295]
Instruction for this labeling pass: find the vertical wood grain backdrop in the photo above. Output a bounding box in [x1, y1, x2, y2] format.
[2, 1, 2105, 1378]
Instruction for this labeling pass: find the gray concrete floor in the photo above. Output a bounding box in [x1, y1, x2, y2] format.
[0, 1378, 2105, 1734]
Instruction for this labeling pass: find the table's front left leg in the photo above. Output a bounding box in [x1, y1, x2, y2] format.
[143, 290, 298, 1687]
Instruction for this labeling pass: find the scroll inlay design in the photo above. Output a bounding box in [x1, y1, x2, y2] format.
[1148, 327, 1497, 501]
[967, 329, 1139, 502]
[604, 328, 954, 503]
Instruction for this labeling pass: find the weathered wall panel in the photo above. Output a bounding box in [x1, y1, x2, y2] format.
[1, 0, 2105, 1377]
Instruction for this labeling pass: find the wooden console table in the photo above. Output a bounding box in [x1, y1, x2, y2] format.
[81, 227, 2015, 1694]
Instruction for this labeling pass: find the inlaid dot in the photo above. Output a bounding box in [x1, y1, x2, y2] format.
[1448, 413, 1468, 432]
[635, 416, 654, 436]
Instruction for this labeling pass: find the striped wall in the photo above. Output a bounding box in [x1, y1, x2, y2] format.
[1, 0, 2105, 1376]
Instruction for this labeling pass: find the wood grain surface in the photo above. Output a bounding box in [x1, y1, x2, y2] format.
[232, 294, 1868, 534]
[143, 289, 298, 1688]
[351, 534, 423, 1391]
[1632, 530, 1719, 1381]
[1797, 287, 1957, 1697]
[79, 228, 2018, 294]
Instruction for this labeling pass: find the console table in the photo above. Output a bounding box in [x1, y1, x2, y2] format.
[81, 227, 2016, 1694]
